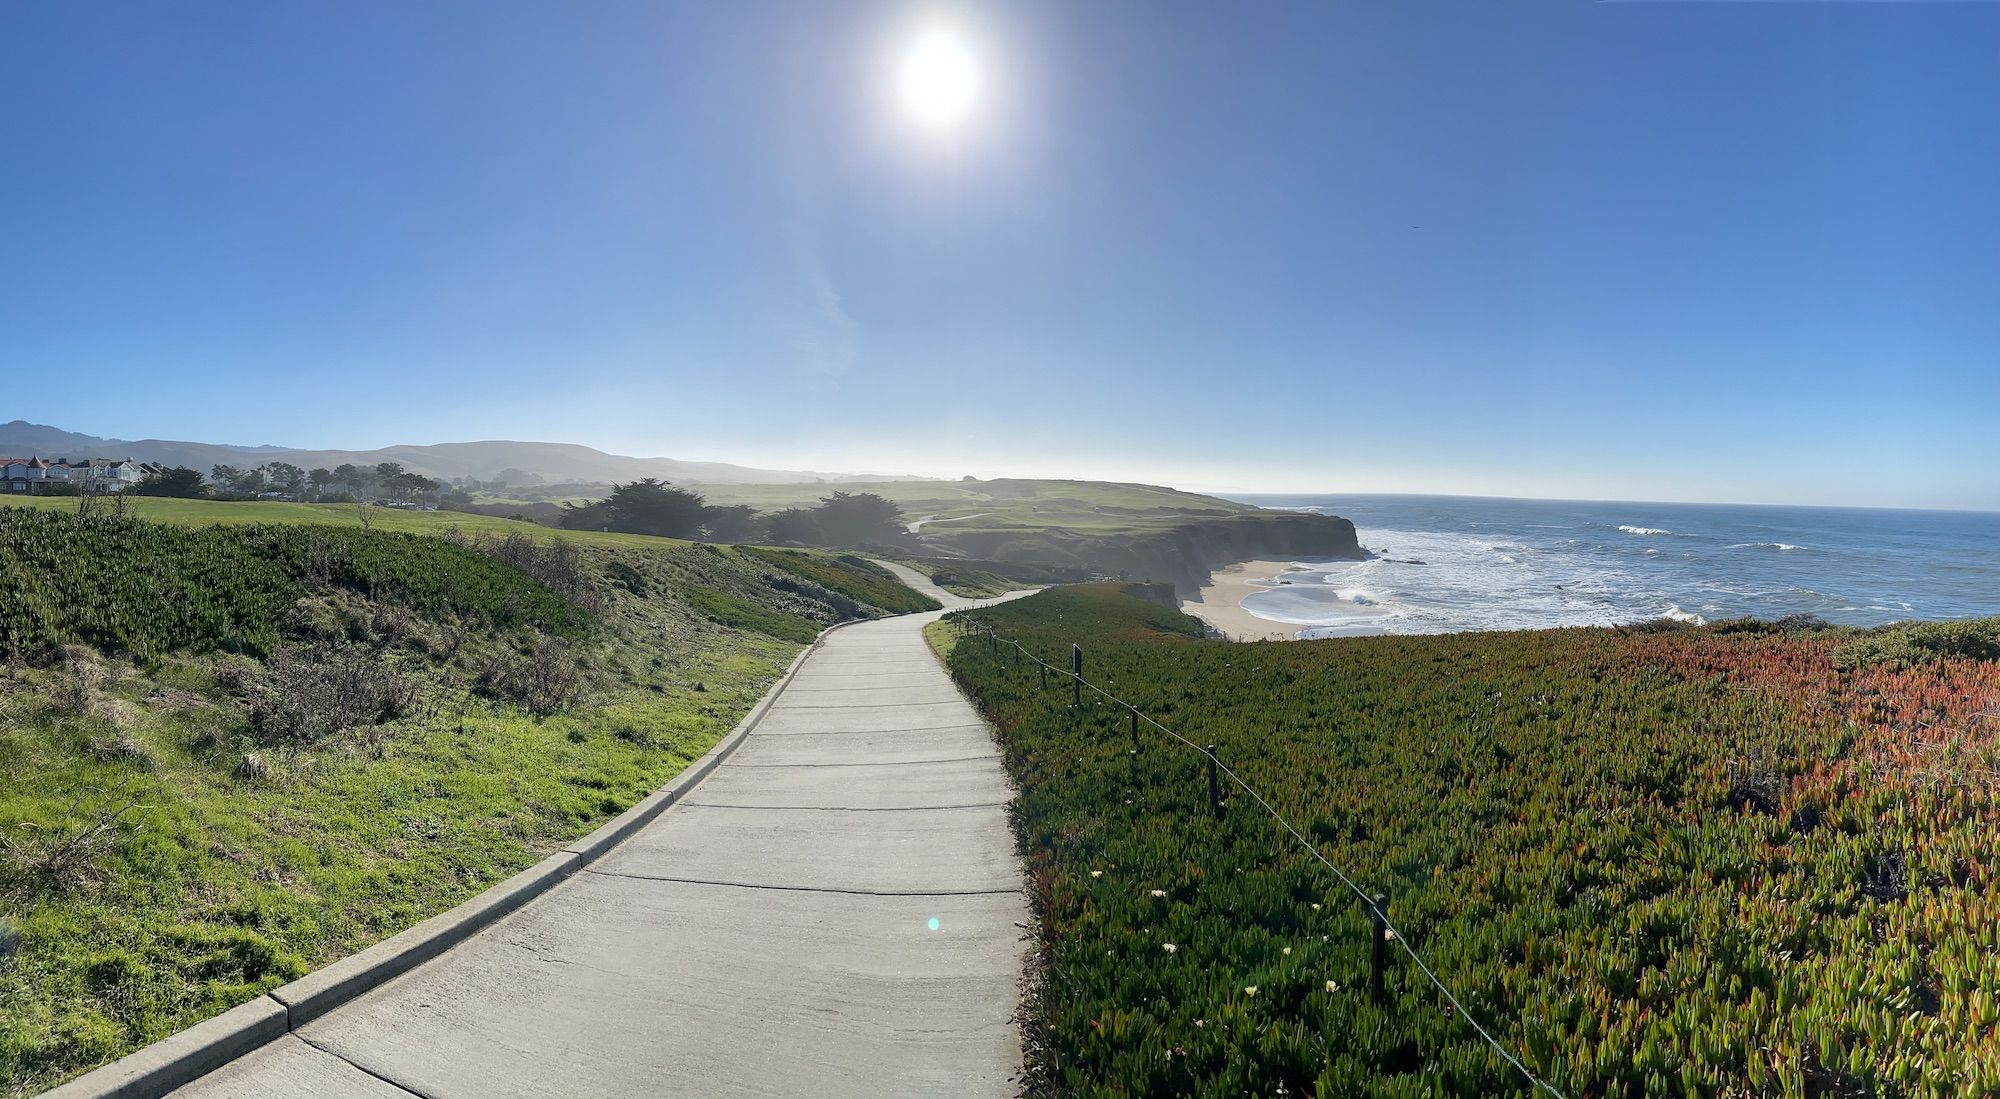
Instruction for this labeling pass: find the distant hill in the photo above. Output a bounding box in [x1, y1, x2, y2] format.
[0, 421, 892, 486]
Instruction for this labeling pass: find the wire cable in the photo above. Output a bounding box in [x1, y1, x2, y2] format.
[964, 622, 1566, 1099]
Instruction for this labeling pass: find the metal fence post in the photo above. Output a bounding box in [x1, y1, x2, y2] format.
[1205, 745, 1222, 818]
[1040, 660, 1048, 690]
[1129, 707, 1140, 753]
[1072, 645, 1082, 707]
[1367, 894, 1389, 1005]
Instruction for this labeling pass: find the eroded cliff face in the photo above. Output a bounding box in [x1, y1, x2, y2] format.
[923, 513, 1363, 597]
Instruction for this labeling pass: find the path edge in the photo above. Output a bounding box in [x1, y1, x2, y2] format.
[38, 618, 860, 1099]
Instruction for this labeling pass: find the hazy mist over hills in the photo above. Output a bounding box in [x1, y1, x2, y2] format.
[0, 420, 897, 486]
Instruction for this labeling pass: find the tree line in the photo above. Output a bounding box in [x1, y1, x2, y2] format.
[134, 462, 453, 505]
[559, 480, 909, 548]
[125, 466, 907, 551]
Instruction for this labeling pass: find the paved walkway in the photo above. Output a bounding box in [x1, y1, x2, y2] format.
[175, 581, 1028, 1098]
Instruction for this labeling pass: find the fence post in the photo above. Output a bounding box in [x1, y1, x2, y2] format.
[1072, 645, 1083, 707]
[1205, 745, 1222, 818]
[1040, 660, 1048, 690]
[1367, 893, 1389, 1005]
[1129, 707, 1140, 753]
[1012, 642, 1019, 670]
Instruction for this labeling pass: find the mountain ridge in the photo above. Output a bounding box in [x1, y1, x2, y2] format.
[0, 420, 896, 486]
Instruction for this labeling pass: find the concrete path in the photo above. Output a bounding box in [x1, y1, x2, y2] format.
[868, 559, 978, 610]
[172, 598, 1028, 1098]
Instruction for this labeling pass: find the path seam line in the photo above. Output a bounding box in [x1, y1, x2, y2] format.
[580, 868, 1023, 897]
[752, 723, 988, 737]
[728, 755, 998, 768]
[678, 800, 1011, 812]
[291, 1034, 436, 1099]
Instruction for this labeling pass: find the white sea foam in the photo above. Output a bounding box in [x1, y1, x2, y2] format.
[1662, 605, 1707, 625]
[1218, 497, 1994, 632]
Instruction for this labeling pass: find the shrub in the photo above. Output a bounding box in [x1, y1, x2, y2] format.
[675, 584, 819, 643]
[475, 636, 585, 717]
[245, 645, 420, 742]
[0, 511, 586, 663]
[604, 559, 650, 598]
[0, 776, 147, 900]
[738, 547, 940, 615]
[1835, 617, 2000, 669]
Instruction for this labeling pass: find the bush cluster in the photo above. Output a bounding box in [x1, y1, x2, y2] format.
[737, 547, 941, 615]
[0, 511, 584, 662]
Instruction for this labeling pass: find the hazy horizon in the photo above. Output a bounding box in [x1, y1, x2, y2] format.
[6, 2, 1998, 510]
[16, 415, 2000, 515]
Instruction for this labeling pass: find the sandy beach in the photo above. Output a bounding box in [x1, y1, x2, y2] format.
[1182, 559, 1395, 641]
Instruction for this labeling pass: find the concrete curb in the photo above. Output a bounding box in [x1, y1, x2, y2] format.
[37, 998, 288, 1099]
[269, 850, 584, 1028]
[38, 619, 860, 1099]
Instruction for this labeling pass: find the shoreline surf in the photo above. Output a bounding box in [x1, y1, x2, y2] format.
[1195, 495, 2000, 639]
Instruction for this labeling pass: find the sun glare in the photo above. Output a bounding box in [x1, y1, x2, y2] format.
[894, 25, 981, 133]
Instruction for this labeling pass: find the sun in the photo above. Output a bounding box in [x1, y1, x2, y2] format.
[894, 25, 981, 133]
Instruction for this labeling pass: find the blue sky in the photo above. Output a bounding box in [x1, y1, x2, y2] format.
[3, 2, 1996, 508]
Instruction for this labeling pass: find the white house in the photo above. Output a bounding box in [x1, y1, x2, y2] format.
[1, 457, 152, 494]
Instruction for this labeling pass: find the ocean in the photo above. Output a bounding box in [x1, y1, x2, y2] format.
[1224, 494, 2000, 637]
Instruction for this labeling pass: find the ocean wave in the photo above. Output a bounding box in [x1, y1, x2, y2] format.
[1618, 525, 1673, 536]
[1729, 542, 1807, 552]
[1333, 588, 1383, 606]
[1661, 605, 1708, 625]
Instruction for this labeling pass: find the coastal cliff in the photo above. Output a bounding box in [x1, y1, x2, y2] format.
[921, 512, 1364, 596]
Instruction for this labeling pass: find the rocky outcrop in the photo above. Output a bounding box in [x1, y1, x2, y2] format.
[922, 512, 1363, 597]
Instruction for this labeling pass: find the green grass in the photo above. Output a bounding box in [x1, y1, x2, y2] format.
[0, 495, 687, 551]
[0, 638, 791, 1096]
[944, 585, 2000, 1097]
[737, 547, 942, 615]
[0, 511, 936, 1095]
[0, 511, 580, 661]
[888, 558, 1021, 598]
[685, 477, 1254, 535]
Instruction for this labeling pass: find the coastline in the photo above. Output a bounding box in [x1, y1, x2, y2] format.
[1180, 559, 1301, 640]
[1182, 558, 1397, 641]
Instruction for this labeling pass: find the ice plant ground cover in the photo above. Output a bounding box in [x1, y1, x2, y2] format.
[943, 584, 2000, 1097]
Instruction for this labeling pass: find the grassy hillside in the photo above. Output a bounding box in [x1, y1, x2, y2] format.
[0, 494, 680, 550]
[0, 510, 932, 1095]
[686, 477, 1255, 533]
[943, 585, 2000, 1097]
[685, 477, 1331, 591]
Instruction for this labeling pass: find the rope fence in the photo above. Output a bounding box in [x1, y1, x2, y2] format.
[949, 614, 1567, 1099]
